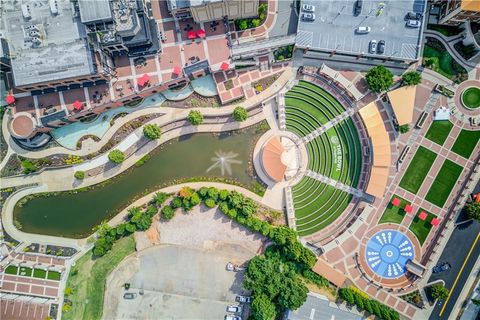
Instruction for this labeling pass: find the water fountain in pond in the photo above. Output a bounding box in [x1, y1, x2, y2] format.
[206, 151, 242, 176]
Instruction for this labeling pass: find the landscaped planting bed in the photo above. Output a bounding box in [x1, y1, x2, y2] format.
[19, 267, 33, 277]
[425, 159, 463, 208]
[379, 196, 408, 224]
[451, 129, 480, 159]
[461, 87, 480, 109]
[399, 147, 437, 194]
[425, 121, 453, 146]
[409, 209, 436, 245]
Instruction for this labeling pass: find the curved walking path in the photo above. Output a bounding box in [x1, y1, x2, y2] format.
[424, 30, 477, 69]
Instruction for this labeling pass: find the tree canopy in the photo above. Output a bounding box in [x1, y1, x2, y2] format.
[431, 284, 449, 301]
[365, 66, 394, 93]
[233, 106, 248, 122]
[108, 150, 125, 164]
[143, 123, 162, 140]
[402, 71, 422, 86]
[466, 202, 480, 221]
[187, 110, 204, 125]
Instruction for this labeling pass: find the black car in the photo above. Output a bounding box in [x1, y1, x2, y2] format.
[377, 40, 385, 54]
[405, 12, 423, 20]
[433, 262, 451, 273]
[354, 0, 363, 16]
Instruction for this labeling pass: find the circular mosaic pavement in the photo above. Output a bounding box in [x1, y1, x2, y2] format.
[365, 230, 414, 279]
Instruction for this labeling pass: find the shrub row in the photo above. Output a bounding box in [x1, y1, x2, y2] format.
[339, 287, 399, 320]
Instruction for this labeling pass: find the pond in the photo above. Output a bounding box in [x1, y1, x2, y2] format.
[14, 123, 267, 238]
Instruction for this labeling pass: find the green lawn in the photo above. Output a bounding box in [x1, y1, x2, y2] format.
[409, 209, 435, 245]
[19, 267, 32, 277]
[399, 147, 437, 194]
[379, 195, 408, 224]
[451, 129, 480, 159]
[425, 159, 463, 208]
[33, 268, 47, 279]
[47, 271, 62, 281]
[63, 235, 136, 320]
[5, 265, 18, 275]
[462, 87, 480, 109]
[425, 121, 453, 146]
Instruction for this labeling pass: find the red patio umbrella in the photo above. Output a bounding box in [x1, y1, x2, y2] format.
[73, 100, 83, 111]
[418, 211, 428, 221]
[220, 62, 229, 71]
[5, 95, 15, 104]
[391, 197, 401, 207]
[173, 66, 182, 75]
[404, 204, 413, 214]
[187, 30, 196, 40]
[431, 217, 440, 227]
[196, 28, 206, 38]
[137, 74, 150, 87]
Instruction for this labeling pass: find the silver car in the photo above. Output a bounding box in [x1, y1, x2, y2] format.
[301, 13, 315, 21]
[302, 4, 315, 12]
[369, 40, 377, 54]
[406, 20, 421, 28]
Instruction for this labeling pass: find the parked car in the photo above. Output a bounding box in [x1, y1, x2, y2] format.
[301, 12, 315, 21]
[377, 40, 385, 54]
[302, 4, 315, 12]
[226, 305, 242, 314]
[123, 292, 137, 299]
[225, 316, 241, 320]
[369, 40, 377, 54]
[433, 262, 451, 273]
[406, 20, 421, 28]
[356, 26, 371, 34]
[354, 0, 363, 16]
[236, 296, 252, 303]
[405, 12, 423, 20]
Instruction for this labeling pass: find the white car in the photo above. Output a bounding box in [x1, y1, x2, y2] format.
[302, 4, 315, 12]
[406, 20, 421, 28]
[225, 316, 241, 320]
[226, 305, 242, 314]
[356, 26, 371, 34]
[369, 40, 377, 54]
[236, 295, 251, 303]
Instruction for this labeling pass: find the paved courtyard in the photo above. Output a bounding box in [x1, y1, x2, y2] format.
[104, 244, 255, 320]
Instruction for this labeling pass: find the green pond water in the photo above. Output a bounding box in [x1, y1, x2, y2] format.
[14, 124, 266, 238]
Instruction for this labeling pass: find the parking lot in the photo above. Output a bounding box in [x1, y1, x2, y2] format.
[296, 0, 426, 60]
[104, 244, 256, 319]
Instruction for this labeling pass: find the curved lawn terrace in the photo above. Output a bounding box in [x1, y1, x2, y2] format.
[285, 80, 363, 236]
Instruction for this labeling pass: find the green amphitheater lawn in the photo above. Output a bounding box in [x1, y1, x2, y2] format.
[409, 209, 435, 245]
[425, 121, 453, 146]
[451, 129, 480, 159]
[399, 146, 437, 194]
[379, 195, 408, 224]
[285, 95, 330, 125]
[425, 159, 463, 207]
[297, 80, 345, 115]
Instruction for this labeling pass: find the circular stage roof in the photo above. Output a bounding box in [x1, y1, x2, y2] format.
[10, 113, 36, 139]
[365, 230, 414, 279]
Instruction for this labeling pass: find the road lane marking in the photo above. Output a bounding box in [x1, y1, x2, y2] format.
[439, 232, 480, 316]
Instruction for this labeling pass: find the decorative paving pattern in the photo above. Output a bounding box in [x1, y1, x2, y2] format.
[365, 229, 414, 279]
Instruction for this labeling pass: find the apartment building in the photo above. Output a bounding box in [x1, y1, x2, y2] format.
[436, 0, 480, 25]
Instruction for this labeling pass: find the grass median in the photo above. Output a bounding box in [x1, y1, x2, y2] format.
[399, 146, 437, 194]
[425, 159, 463, 208]
[425, 121, 453, 146]
[63, 236, 135, 320]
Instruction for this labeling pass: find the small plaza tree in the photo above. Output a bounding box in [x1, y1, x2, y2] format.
[233, 106, 248, 122]
[108, 149, 125, 164]
[466, 202, 480, 221]
[402, 71, 422, 86]
[431, 284, 449, 301]
[365, 66, 394, 93]
[187, 110, 204, 125]
[74, 171, 85, 180]
[143, 123, 161, 140]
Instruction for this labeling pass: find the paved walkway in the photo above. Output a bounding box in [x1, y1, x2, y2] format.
[424, 30, 477, 69]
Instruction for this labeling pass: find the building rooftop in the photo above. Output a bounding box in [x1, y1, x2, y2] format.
[167, 0, 222, 10]
[296, 0, 426, 61]
[461, 0, 480, 12]
[286, 293, 364, 320]
[2, 0, 96, 87]
[387, 85, 417, 125]
[78, 0, 112, 23]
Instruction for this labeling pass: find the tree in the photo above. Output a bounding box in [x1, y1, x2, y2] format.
[466, 202, 480, 221]
[187, 110, 203, 125]
[365, 66, 394, 93]
[233, 106, 248, 122]
[251, 19, 261, 28]
[108, 149, 125, 164]
[402, 71, 422, 86]
[74, 171, 85, 179]
[431, 284, 449, 301]
[399, 124, 410, 134]
[251, 294, 276, 320]
[204, 198, 216, 208]
[238, 20, 248, 30]
[153, 192, 168, 206]
[143, 123, 162, 140]
[161, 206, 175, 220]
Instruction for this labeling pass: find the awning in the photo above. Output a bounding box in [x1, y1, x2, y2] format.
[173, 66, 182, 75]
[391, 197, 401, 207]
[220, 62, 229, 71]
[187, 30, 196, 40]
[73, 100, 83, 110]
[137, 74, 150, 87]
[404, 204, 413, 214]
[431, 217, 440, 227]
[418, 211, 427, 221]
[197, 28, 206, 38]
[6, 95, 15, 104]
